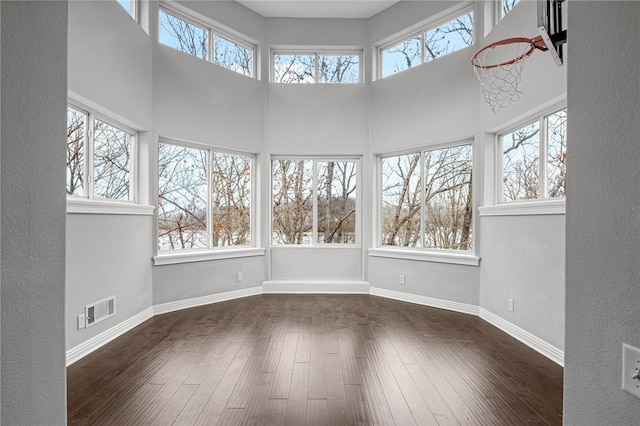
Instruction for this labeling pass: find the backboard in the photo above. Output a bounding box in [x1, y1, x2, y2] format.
[537, 0, 567, 66]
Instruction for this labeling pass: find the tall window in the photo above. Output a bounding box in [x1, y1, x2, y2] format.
[272, 159, 358, 245]
[158, 141, 253, 251]
[66, 104, 135, 201]
[500, 107, 567, 202]
[501, 0, 520, 18]
[380, 8, 474, 78]
[380, 143, 473, 250]
[272, 51, 361, 84]
[117, 0, 136, 19]
[158, 5, 255, 77]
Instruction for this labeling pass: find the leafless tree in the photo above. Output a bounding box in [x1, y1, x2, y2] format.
[547, 110, 567, 197]
[160, 10, 208, 59]
[66, 108, 85, 196]
[502, 124, 540, 201]
[317, 161, 357, 243]
[272, 160, 313, 244]
[211, 153, 251, 246]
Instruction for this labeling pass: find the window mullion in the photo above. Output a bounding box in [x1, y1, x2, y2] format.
[207, 150, 214, 249]
[314, 53, 319, 84]
[312, 160, 318, 244]
[421, 31, 426, 65]
[87, 113, 95, 199]
[539, 115, 549, 199]
[420, 151, 426, 248]
[209, 29, 214, 63]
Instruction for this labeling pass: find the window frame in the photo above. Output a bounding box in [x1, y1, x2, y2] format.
[377, 4, 475, 80]
[117, 0, 137, 20]
[372, 140, 478, 265]
[155, 138, 258, 261]
[270, 49, 363, 84]
[270, 156, 361, 247]
[496, 105, 567, 206]
[66, 101, 142, 214]
[158, 2, 258, 78]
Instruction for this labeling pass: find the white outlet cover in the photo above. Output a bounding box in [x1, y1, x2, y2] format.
[622, 343, 640, 399]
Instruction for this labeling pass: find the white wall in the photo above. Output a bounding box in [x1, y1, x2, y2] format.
[66, 1, 154, 351]
[476, 0, 567, 353]
[1, 1, 68, 423]
[565, 1, 640, 424]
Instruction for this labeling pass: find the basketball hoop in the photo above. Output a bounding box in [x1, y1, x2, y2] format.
[471, 35, 548, 114]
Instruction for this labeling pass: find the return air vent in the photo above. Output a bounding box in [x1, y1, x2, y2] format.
[85, 296, 116, 327]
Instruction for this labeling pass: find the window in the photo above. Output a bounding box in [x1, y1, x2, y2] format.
[380, 8, 474, 78]
[272, 51, 361, 83]
[158, 141, 253, 251]
[272, 159, 358, 245]
[66, 104, 135, 202]
[380, 143, 473, 250]
[499, 107, 567, 202]
[117, 0, 136, 19]
[158, 5, 256, 77]
[501, 0, 520, 18]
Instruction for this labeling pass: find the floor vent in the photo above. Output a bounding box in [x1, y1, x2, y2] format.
[86, 296, 116, 327]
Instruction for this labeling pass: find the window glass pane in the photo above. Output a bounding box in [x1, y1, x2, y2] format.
[381, 153, 422, 246]
[502, 0, 520, 18]
[424, 11, 473, 61]
[272, 160, 313, 244]
[502, 121, 540, 201]
[547, 109, 567, 198]
[93, 119, 132, 200]
[214, 34, 253, 77]
[381, 34, 421, 78]
[66, 107, 86, 197]
[317, 161, 357, 244]
[159, 9, 209, 60]
[423, 145, 473, 250]
[117, 0, 133, 16]
[318, 55, 360, 83]
[158, 144, 208, 250]
[273, 54, 315, 83]
[211, 153, 252, 247]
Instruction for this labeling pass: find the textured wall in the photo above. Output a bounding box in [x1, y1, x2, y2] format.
[565, 1, 640, 424]
[1, 1, 68, 424]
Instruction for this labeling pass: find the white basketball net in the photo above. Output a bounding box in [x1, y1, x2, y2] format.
[472, 40, 534, 115]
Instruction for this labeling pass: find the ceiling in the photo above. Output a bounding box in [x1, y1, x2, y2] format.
[236, 0, 402, 19]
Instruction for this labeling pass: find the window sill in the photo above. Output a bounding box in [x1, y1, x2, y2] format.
[154, 247, 265, 266]
[368, 248, 480, 266]
[67, 197, 155, 216]
[478, 199, 565, 217]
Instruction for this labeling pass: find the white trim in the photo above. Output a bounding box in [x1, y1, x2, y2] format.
[66, 286, 563, 367]
[67, 197, 155, 215]
[479, 308, 564, 366]
[153, 286, 263, 315]
[262, 280, 370, 294]
[368, 248, 480, 266]
[66, 307, 154, 366]
[153, 247, 265, 266]
[370, 287, 479, 316]
[478, 199, 565, 216]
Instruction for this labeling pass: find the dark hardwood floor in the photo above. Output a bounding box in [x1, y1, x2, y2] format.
[67, 294, 563, 425]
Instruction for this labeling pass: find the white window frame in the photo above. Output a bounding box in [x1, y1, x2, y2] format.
[479, 103, 567, 217]
[376, 3, 475, 80]
[158, 2, 258, 78]
[117, 0, 137, 20]
[66, 101, 151, 216]
[270, 156, 362, 247]
[270, 49, 363, 84]
[369, 140, 479, 266]
[154, 138, 263, 265]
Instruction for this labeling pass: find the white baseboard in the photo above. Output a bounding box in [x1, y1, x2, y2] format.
[370, 287, 479, 316]
[66, 285, 563, 368]
[262, 280, 370, 294]
[479, 307, 564, 366]
[153, 286, 263, 315]
[66, 307, 154, 366]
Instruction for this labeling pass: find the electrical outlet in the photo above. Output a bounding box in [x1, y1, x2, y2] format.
[399, 275, 405, 285]
[77, 313, 86, 330]
[507, 298, 514, 312]
[622, 343, 640, 399]
[237, 272, 243, 282]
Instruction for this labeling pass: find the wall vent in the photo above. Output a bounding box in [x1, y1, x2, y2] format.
[85, 296, 116, 327]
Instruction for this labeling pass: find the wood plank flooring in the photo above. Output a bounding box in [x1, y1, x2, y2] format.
[67, 294, 563, 425]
